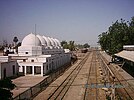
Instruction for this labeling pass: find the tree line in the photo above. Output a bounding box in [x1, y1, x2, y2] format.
[61, 40, 90, 51]
[98, 16, 134, 55]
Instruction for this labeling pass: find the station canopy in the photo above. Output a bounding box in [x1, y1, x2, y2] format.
[115, 50, 134, 62]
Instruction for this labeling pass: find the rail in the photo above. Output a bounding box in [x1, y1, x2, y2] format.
[84, 51, 98, 100]
[47, 52, 90, 100]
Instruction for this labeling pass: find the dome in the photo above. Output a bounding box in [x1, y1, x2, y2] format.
[48, 37, 55, 46]
[22, 33, 41, 46]
[53, 38, 58, 46]
[43, 36, 51, 46]
[51, 38, 57, 46]
[54, 38, 61, 46]
[36, 35, 47, 46]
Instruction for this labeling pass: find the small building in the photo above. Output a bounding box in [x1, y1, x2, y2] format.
[114, 45, 134, 77]
[0, 56, 18, 79]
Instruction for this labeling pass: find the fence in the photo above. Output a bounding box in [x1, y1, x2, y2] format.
[13, 63, 71, 100]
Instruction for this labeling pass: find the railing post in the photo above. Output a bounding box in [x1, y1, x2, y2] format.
[111, 76, 115, 100]
[30, 87, 33, 97]
[40, 82, 42, 91]
[19, 94, 21, 100]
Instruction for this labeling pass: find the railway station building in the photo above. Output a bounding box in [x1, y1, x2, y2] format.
[0, 33, 71, 79]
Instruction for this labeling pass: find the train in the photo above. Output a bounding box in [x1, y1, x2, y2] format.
[81, 48, 88, 53]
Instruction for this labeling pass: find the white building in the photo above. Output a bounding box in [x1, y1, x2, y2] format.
[10, 33, 71, 76]
[0, 33, 71, 79]
[0, 56, 18, 79]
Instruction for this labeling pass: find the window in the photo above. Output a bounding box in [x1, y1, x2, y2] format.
[23, 59, 26, 62]
[12, 65, 15, 75]
[22, 66, 25, 73]
[31, 59, 34, 62]
[34, 66, 41, 74]
[25, 52, 28, 54]
[46, 65, 48, 70]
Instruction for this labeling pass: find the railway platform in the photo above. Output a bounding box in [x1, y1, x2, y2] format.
[100, 51, 134, 83]
[100, 51, 134, 99]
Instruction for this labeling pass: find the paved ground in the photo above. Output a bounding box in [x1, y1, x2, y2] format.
[12, 75, 48, 98]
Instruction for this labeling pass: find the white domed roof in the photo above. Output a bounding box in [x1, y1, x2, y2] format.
[22, 33, 41, 46]
[53, 39, 58, 46]
[48, 37, 55, 46]
[51, 38, 57, 46]
[43, 36, 51, 46]
[36, 35, 46, 46]
[54, 38, 61, 46]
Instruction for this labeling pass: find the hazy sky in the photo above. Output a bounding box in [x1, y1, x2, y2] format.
[0, 0, 134, 46]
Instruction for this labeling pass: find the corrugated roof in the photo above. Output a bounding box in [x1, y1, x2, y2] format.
[115, 50, 134, 62]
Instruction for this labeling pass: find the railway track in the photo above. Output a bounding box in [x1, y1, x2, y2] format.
[47, 52, 91, 100]
[84, 51, 98, 100]
[100, 51, 134, 99]
[35, 49, 134, 100]
[34, 50, 108, 100]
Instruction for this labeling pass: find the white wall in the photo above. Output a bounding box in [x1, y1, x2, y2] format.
[0, 56, 9, 62]
[17, 44, 71, 76]
[0, 61, 18, 79]
[18, 46, 42, 56]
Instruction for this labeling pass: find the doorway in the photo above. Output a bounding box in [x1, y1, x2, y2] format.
[26, 66, 32, 74]
[3, 68, 6, 79]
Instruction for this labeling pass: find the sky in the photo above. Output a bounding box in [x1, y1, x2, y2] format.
[0, 0, 134, 46]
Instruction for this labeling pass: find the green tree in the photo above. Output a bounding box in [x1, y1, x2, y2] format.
[61, 41, 69, 49]
[98, 32, 110, 51]
[98, 17, 134, 55]
[3, 40, 8, 47]
[0, 78, 16, 100]
[13, 36, 18, 47]
[68, 41, 75, 51]
[128, 16, 134, 44]
[13, 36, 19, 53]
[83, 43, 90, 48]
[61, 40, 75, 51]
[75, 44, 84, 49]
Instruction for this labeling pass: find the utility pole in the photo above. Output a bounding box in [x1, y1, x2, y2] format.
[35, 24, 37, 56]
[35, 24, 36, 35]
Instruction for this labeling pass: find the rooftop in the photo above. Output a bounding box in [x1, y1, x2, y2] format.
[115, 50, 134, 62]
